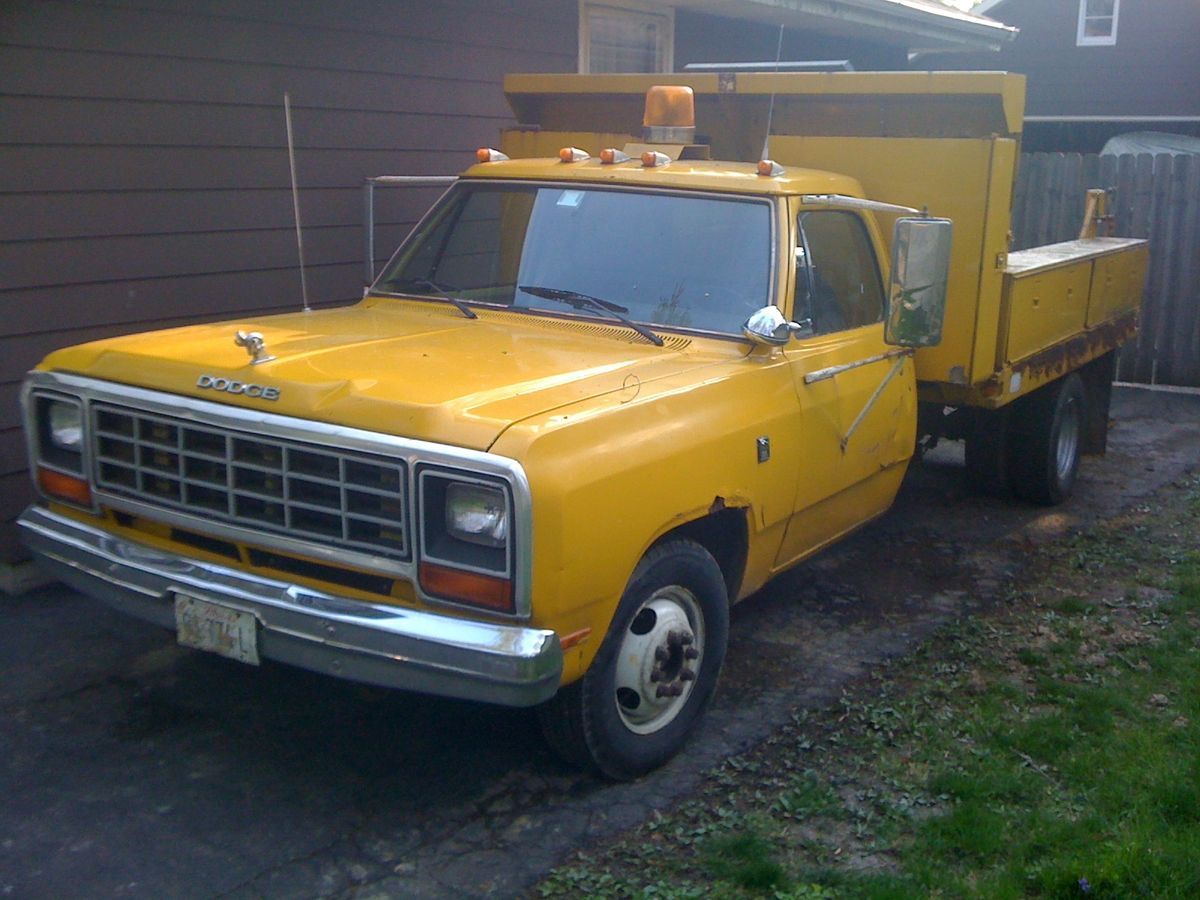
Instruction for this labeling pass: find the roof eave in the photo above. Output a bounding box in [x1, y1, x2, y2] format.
[673, 0, 1017, 52]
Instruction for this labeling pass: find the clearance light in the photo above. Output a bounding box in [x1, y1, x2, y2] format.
[475, 147, 509, 163]
[643, 85, 696, 129]
[37, 467, 92, 507]
[757, 159, 785, 177]
[558, 146, 589, 162]
[641, 150, 671, 168]
[419, 562, 514, 613]
[600, 148, 631, 164]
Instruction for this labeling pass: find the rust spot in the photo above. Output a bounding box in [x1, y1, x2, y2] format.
[1011, 312, 1137, 383]
[709, 496, 727, 515]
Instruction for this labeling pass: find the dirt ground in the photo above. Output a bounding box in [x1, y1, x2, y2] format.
[2, 385, 1198, 899]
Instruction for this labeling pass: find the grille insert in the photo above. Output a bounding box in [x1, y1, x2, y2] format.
[92, 404, 409, 559]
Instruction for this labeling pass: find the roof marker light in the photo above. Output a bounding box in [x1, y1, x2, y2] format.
[476, 148, 509, 163]
[600, 148, 631, 164]
[558, 146, 590, 162]
[757, 159, 785, 177]
[641, 150, 671, 168]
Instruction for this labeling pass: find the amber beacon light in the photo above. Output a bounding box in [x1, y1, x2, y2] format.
[642, 85, 696, 143]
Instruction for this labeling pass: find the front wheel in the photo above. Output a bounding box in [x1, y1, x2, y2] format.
[538, 539, 729, 780]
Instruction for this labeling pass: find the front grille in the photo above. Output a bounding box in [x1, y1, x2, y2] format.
[91, 403, 408, 560]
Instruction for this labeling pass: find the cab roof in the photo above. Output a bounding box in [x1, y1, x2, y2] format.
[462, 157, 866, 199]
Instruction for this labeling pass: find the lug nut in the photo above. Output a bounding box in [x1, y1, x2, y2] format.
[679, 669, 696, 682]
[650, 667, 664, 683]
[684, 647, 699, 660]
[679, 632, 694, 646]
[655, 646, 670, 662]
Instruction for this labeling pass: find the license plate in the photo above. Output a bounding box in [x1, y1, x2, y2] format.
[174, 594, 260, 666]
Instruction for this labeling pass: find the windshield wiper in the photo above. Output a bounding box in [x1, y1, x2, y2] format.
[389, 277, 477, 320]
[518, 285, 664, 347]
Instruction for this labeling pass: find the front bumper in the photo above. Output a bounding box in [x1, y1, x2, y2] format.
[18, 505, 563, 707]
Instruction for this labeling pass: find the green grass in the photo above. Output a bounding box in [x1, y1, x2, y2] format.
[537, 482, 1200, 899]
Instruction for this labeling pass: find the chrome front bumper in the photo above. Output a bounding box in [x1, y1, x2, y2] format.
[18, 506, 563, 707]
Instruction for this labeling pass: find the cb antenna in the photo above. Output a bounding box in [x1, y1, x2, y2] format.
[760, 23, 785, 162]
[284, 92, 311, 312]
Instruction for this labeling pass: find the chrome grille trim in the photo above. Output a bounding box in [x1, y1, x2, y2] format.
[22, 370, 535, 620]
[92, 403, 410, 560]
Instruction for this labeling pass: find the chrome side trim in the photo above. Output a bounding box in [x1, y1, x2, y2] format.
[18, 505, 561, 707]
[803, 348, 912, 384]
[22, 371, 534, 619]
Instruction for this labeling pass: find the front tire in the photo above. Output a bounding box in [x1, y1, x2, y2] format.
[1008, 374, 1085, 505]
[538, 539, 729, 780]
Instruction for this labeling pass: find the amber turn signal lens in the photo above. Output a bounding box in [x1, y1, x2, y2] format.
[419, 562, 514, 614]
[599, 148, 630, 165]
[641, 150, 671, 168]
[643, 85, 695, 128]
[37, 467, 92, 507]
[757, 159, 784, 177]
[475, 147, 509, 163]
[558, 146, 589, 162]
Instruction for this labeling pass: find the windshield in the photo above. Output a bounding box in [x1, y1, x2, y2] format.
[374, 183, 773, 336]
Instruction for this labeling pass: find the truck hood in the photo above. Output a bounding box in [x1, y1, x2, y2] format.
[40, 298, 725, 451]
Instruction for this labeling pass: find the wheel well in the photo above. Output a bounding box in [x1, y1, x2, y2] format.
[655, 505, 749, 603]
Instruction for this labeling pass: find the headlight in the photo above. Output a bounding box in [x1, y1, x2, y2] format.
[445, 482, 508, 547]
[419, 470, 514, 613]
[47, 400, 83, 452]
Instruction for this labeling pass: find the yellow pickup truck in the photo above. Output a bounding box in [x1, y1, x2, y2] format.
[18, 73, 1146, 779]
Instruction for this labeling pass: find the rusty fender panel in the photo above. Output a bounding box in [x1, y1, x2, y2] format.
[1010, 311, 1136, 385]
[919, 311, 1137, 410]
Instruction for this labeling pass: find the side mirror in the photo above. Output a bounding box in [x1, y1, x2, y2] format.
[885, 217, 952, 348]
[743, 306, 807, 347]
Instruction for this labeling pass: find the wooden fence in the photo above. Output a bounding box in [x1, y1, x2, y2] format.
[1012, 152, 1200, 386]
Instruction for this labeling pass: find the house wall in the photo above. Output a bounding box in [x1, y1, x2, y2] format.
[923, 0, 1200, 150]
[0, 0, 577, 564]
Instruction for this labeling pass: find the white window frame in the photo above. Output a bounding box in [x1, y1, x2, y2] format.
[578, 1, 674, 74]
[1077, 0, 1120, 46]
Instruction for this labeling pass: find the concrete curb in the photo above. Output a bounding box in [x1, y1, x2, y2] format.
[1115, 381, 1200, 396]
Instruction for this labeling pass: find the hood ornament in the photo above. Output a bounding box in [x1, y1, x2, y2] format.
[234, 330, 275, 365]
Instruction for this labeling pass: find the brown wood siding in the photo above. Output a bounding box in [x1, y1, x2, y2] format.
[924, 0, 1200, 119]
[0, 0, 577, 563]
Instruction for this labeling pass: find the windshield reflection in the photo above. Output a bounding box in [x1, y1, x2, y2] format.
[375, 183, 772, 336]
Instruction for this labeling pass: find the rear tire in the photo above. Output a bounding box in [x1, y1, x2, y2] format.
[538, 539, 729, 781]
[1008, 374, 1085, 506]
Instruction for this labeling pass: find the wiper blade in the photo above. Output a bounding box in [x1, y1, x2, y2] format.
[393, 277, 477, 320]
[518, 285, 664, 347]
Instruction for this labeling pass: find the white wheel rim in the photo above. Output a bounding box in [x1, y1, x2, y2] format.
[613, 586, 704, 735]
[1056, 396, 1081, 483]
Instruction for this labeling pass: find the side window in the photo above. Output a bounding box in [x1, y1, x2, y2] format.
[796, 211, 885, 335]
